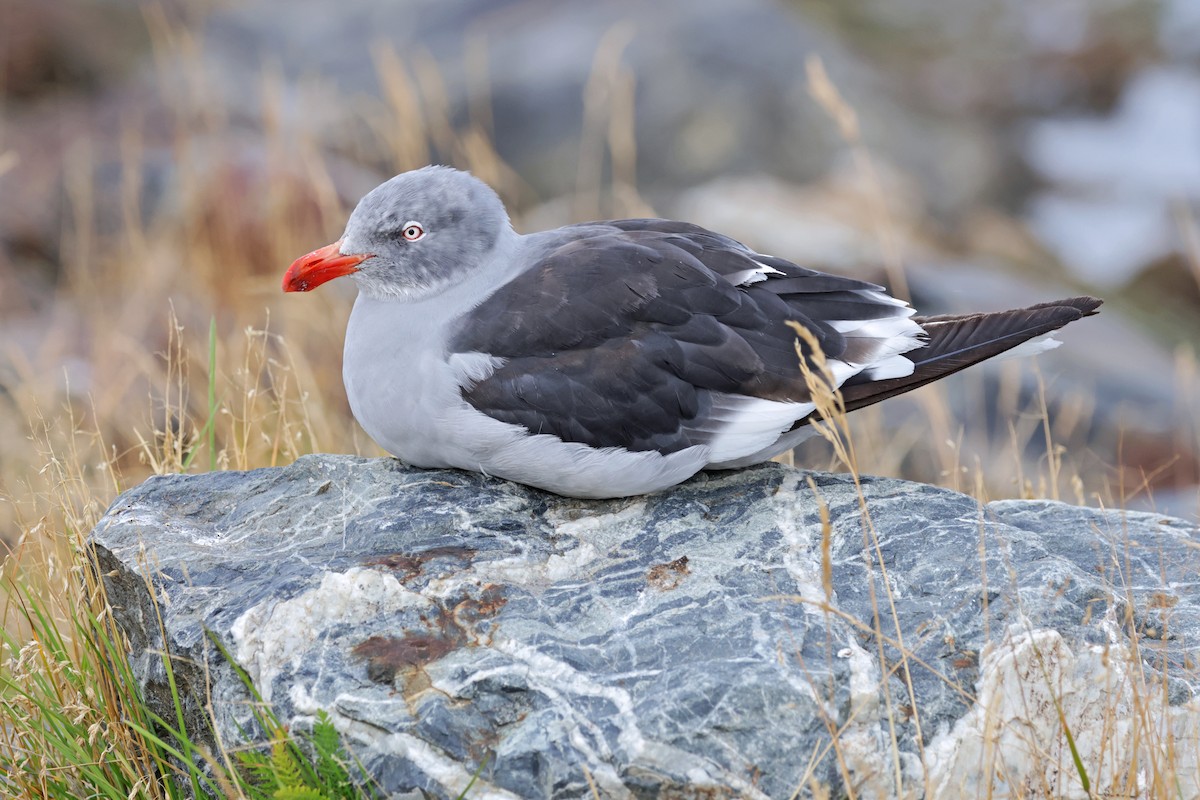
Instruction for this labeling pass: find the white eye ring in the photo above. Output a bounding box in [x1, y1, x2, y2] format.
[402, 221, 425, 241]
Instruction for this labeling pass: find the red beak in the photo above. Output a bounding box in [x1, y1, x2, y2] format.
[282, 240, 373, 292]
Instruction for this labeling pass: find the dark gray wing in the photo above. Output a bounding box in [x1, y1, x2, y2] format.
[448, 219, 917, 454]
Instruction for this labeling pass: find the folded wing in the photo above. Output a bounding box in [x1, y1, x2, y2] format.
[448, 219, 925, 463]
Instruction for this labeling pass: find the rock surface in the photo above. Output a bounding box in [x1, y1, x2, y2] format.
[90, 455, 1200, 799]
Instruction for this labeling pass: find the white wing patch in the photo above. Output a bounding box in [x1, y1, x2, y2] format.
[827, 315, 919, 339]
[859, 288, 910, 308]
[447, 351, 507, 389]
[991, 333, 1062, 361]
[724, 259, 786, 287]
[862, 354, 916, 380]
[825, 291, 925, 374]
[694, 393, 816, 464]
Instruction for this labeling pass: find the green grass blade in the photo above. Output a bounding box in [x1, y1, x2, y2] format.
[1056, 705, 1092, 797]
[456, 755, 490, 800]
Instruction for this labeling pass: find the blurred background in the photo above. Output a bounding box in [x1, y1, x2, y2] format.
[2, 0, 1199, 550]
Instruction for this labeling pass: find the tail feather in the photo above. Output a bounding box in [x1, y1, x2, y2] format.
[816, 296, 1101, 418]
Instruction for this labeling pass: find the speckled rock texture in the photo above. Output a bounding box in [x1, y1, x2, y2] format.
[89, 455, 1200, 799]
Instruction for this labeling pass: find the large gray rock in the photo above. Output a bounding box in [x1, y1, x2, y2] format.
[90, 455, 1200, 799]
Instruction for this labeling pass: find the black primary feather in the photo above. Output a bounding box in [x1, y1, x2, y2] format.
[828, 296, 1102, 417]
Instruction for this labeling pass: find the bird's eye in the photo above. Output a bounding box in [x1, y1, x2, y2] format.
[402, 222, 425, 241]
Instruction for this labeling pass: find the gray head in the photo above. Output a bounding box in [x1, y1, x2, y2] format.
[282, 166, 512, 300]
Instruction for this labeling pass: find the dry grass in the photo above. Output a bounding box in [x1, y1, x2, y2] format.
[0, 17, 1197, 800]
[779, 58, 1198, 799]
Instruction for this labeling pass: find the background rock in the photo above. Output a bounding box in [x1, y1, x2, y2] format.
[90, 454, 1200, 799]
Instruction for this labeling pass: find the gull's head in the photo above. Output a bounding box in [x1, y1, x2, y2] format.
[282, 165, 511, 300]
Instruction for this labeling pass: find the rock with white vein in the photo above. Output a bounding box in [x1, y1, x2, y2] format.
[89, 455, 1200, 799]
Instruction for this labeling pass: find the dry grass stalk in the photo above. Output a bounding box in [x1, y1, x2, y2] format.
[805, 55, 909, 301]
[787, 320, 930, 796]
